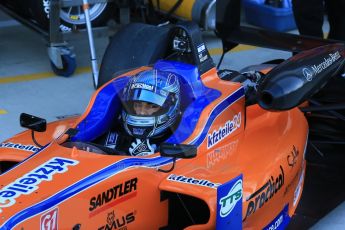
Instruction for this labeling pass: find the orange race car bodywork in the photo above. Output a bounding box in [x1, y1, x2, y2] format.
[2, 0, 345, 225]
[0, 58, 308, 229]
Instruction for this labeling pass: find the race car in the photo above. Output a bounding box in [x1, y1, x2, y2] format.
[1, 19, 344, 229]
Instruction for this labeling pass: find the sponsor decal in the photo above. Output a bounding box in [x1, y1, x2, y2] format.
[89, 178, 138, 217]
[98, 210, 135, 230]
[105, 132, 118, 149]
[244, 166, 285, 220]
[216, 175, 243, 230]
[310, 51, 341, 77]
[43, 0, 50, 18]
[189, 87, 244, 146]
[0, 142, 40, 153]
[131, 83, 154, 91]
[197, 44, 206, 53]
[59, 24, 72, 32]
[219, 179, 242, 217]
[207, 112, 241, 149]
[40, 207, 58, 230]
[0, 157, 78, 213]
[129, 139, 156, 156]
[0, 157, 171, 229]
[293, 168, 305, 207]
[302, 68, 314, 81]
[287, 145, 299, 168]
[167, 174, 221, 189]
[263, 205, 290, 230]
[197, 43, 208, 62]
[207, 140, 238, 169]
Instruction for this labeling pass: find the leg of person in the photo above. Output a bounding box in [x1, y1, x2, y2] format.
[292, 0, 324, 38]
[325, 0, 345, 40]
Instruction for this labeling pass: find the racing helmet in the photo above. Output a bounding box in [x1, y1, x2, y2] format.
[121, 69, 181, 139]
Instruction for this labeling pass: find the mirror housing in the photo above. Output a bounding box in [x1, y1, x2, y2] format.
[20, 113, 47, 132]
[160, 143, 197, 159]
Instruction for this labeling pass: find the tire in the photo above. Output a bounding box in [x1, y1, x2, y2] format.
[28, 0, 114, 31]
[98, 23, 171, 87]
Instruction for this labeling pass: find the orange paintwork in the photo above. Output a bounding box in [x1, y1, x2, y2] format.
[0, 66, 307, 230]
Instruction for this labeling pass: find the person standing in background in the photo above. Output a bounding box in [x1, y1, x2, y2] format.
[292, 0, 345, 40]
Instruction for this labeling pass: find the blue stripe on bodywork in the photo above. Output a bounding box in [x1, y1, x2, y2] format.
[0, 144, 49, 176]
[263, 204, 290, 230]
[1, 156, 173, 229]
[191, 87, 244, 146]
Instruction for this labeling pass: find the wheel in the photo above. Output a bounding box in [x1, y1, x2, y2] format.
[50, 54, 77, 77]
[98, 23, 171, 87]
[28, 0, 114, 31]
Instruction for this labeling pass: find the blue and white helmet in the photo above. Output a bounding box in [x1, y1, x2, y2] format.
[121, 69, 180, 139]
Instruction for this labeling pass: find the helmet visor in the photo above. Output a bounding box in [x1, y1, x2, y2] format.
[129, 88, 167, 106]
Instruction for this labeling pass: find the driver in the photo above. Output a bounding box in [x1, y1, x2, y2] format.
[98, 69, 181, 156]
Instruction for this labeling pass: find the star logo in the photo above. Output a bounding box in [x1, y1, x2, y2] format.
[303, 68, 314, 81]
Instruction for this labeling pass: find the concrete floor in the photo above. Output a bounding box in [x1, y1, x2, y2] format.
[0, 13, 108, 141]
[0, 8, 344, 230]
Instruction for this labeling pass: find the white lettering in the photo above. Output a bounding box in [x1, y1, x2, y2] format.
[167, 174, 221, 189]
[207, 112, 241, 149]
[43, 0, 50, 19]
[131, 83, 154, 91]
[219, 179, 242, 218]
[311, 51, 341, 75]
[268, 215, 283, 230]
[0, 142, 40, 153]
[0, 157, 78, 213]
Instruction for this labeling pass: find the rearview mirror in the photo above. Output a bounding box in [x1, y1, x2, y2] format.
[160, 143, 197, 159]
[20, 113, 47, 132]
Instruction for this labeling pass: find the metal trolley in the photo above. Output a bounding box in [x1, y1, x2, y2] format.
[0, 0, 115, 87]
